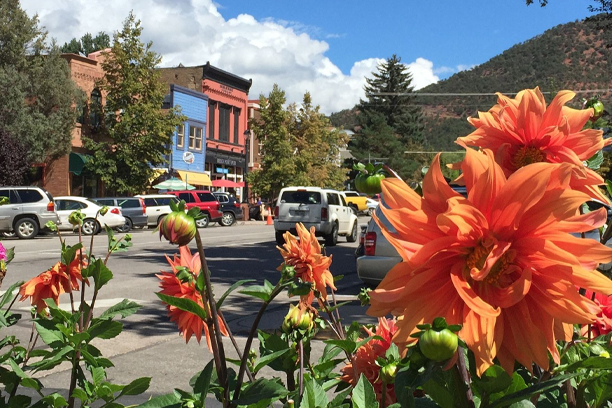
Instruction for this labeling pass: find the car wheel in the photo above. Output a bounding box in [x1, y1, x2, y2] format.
[220, 212, 236, 227]
[81, 218, 99, 235]
[325, 223, 339, 247]
[1, 231, 15, 238]
[347, 222, 358, 242]
[14, 218, 39, 239]
[275, 231, 286, 246]
[116, 218, 132, 233]
[196, 214, 210, 228]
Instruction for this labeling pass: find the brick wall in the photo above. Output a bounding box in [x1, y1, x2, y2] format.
[45, 155, 70, 196]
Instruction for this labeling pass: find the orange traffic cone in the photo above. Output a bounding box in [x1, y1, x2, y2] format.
[266, 207, 273, 225]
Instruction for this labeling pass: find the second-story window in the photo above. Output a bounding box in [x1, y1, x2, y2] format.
[189, 125, 203, 150]
[176, 124, 185, 148]
[219, 104, 230, 142]
[89, 88, 102, 128]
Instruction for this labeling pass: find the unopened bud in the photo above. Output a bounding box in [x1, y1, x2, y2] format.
[68, 210, 84, 226]
[99, 206, 109, 216]
[601, 351, 610, 358]
[380, 363, 397, 384]
[159, 211, 197, 246]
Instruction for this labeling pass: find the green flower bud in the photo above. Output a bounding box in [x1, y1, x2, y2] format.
[601, 351, 610, 358]
[68, 210, 85, 226]
[159, 211, 197, 246]
[45, 221, 58, 231]
[99, 206, 109, 216]
[379, 363, 397, 384]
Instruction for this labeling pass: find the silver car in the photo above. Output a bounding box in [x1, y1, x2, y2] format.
[0, 186, 60, 239]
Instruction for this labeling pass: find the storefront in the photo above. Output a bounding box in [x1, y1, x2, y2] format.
[205, 149, 245, 197]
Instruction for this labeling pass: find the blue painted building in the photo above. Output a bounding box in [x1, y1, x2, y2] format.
[165, 84, 212, 187]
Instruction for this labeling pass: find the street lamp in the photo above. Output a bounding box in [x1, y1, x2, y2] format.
[243, 129, 250, 203]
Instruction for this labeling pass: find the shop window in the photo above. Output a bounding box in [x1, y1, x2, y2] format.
[219, 104, 230, 142]
[176, 124, 185, 148]
[89, 88, 102, 128]
[189, 125, 203, 150]
[233, 107, 240, 144]
[209, 101, 216, 140]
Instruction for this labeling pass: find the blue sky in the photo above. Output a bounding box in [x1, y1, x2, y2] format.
[220, 0, 593, 79]
[24, 0, 597, 113]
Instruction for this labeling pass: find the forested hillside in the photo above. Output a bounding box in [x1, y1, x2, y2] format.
[331, 15, 612, 151]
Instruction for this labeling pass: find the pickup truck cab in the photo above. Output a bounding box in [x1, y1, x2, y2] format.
[166, 190, 223, 228]
[274, 186, 359, 246]
[343, 191, 368, 214]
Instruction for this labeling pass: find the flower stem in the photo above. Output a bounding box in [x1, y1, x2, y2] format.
[381, 380, 387, 408]
[218, 311, 255, 382]
[456, 350, 475, 408]
[233, 282, 284, 404]
[194, 231, 230, 407]
[298, 339, 304, 397]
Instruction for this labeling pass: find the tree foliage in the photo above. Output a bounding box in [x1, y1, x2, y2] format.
[0, 130, 30, 186]
[60, 32, 111, 55]
[357, 54, 424, 145]
[248, 86, 348, 201]
[288, 92, 348, 190]
[83, 12, 185, 195]
[0, 0, 81, 165]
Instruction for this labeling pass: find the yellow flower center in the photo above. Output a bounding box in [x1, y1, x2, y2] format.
[511, 146, 546, 170]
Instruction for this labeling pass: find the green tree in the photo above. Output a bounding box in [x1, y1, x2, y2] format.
[0, 130, 30, 186]
[0, 1, 82, 166]
[83, 13, 185, 195]
[60, 32, 111, 55]
[288, 92, 348, 190]
[358, 54, 424, 145]
[248, 84, 294, 201]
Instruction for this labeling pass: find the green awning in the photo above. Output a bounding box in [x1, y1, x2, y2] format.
[69, 152, 91, 176]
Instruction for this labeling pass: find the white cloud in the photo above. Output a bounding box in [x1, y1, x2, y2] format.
[21, 0, 442, 114]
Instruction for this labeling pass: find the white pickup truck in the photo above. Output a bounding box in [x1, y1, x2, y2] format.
[273, 186, 359, 246]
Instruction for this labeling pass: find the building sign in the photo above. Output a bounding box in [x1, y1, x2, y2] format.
[216, 167, 229, 174]
[206, 149, 245, 167]
[220, 84, 234, 95]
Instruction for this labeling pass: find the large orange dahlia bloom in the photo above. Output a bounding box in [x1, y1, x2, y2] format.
[368, 149, 612, 375]
[341, 318, 398, 406]
[277, 223, 335, 303]
[19, 255, 87, 313]
[157, 246, 228, 351]
[457, 87, 611, 203]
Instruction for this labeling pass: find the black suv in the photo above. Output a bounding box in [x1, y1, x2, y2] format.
[95, 197, 148, 232]
[212, 192, 243, 226]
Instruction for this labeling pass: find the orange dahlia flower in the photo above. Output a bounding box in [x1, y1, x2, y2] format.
[157, 246, 227, 351]
[277, 223, 336, 304]
[457, 87, 611, 203]
[341, 318, 398, 406]
[368, 149, 612, 375]
[19, 254, 87, 313]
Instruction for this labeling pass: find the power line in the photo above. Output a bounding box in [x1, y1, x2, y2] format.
[370, 88, 612, 97]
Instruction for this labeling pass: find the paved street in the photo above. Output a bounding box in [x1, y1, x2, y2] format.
[1, 218, 374, 404]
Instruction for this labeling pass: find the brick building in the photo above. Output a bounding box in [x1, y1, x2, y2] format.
[43, 50, 108, 197]
[159, 63, 252, 201]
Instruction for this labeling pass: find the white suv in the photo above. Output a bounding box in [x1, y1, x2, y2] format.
[273, 187, 359, 246]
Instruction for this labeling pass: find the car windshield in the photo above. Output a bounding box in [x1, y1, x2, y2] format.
[280, 191, 321, 204]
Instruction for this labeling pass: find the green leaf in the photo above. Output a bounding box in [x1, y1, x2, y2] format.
[84, 259, 113, 291]
[239, 285, 272, 302]
[422, 378, 453, 408]
[300, 377, 328, 408]
[587, 150, 604, 170]
[489, 372, 527, 403]
[254, 349, 290, 373]
[191, 361, 214, 400]
[605, 180, 612, 198]
[232, 378, 289, 405]
[563, 355, 612, 372]
[0, 281, 23, 309]
[489, 373, 580, 408]
[41, 393, 68, 408]
[92, 366, 105, 385]
[352, 374, 378, 408]
[99, 299, 142, 320]
[30, 346, 73, 372]
[137, 393, 181, 408]
[8, 359, 41, 391]
[4, 247, 15, 264]
[71, 389, 89, 402]
[328, 386, 352, 408]
[156, 293, 208, 321]
[216, 279, 256, 310]
[507, 402, 536, 408]
[473, 365, 513, 395]
[61, 242, 84, 267]
[120, 377, 151, 396]
[34, 320, 64, 346]
[88, 320, 123, 340]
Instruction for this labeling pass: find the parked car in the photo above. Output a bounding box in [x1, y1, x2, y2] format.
[95, 197, 148, 232]
[135, 194, 180, 228]
[54, 196, 125, 235]
[0, 186, 60, 239]
[166, 190, 223, 228]
[212, 192, 243, 226]
[274, 186, 359, 246]
[343, 191, 369, 214]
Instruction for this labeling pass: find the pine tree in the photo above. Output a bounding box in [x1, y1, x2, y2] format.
[0, 0, 82, 166]
[61, 32, 111, 55]
[83, 13, 185, 195]
[358, 54, 424, 145]
[248, 84, 295, 201]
